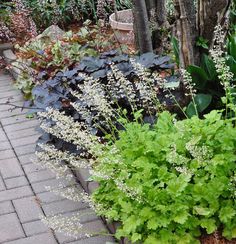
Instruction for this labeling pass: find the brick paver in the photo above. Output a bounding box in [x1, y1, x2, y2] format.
[0, 70, 114, 243]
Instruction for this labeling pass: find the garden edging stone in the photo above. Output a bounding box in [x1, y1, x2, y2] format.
[0, 43, 13, 55]
[2, 48, 20, 80]
[74, 168, 130, 244]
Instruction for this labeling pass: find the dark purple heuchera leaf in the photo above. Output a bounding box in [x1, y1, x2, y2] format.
[34, 51, 176, 147]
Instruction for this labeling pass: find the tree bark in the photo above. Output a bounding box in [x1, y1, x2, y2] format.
[145, 0, 167, 52]
[173, 0, 198, 68]
[197, 0, 231, 46]
[132, 0, 153, 53]
[132, 0, 231, 63]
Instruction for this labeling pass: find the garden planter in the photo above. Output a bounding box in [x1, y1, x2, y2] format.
[109, 9, 134, 45]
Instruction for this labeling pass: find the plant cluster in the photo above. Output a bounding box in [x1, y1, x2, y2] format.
[182, 25, 236, 116]
[32, 52, 175, 148]
[93, 109, 236, 243]
[23, 0, 132, 29]
[14, 23, 121, 99]
[35, 65, 236, 243]
[0, 1, 15, 43]
[0, 0, 37, 43]
[32, 24, 236, 243]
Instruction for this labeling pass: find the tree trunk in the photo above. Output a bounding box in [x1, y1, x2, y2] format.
[145, 0, 167, 52]
[173, 0, 231, 68]
[173, 0, 198, 68]
[132, 0, 231, 63]
[132, 0, 153, 53]
[197, 0, 231, 47]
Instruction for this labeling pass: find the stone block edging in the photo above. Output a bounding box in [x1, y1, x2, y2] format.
[74, 168, 130, 244]
[0, 43, 13, 55]
[2, 48, 20, 80]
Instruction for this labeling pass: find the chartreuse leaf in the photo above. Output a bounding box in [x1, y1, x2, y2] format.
[223, 225, 236, 239]
[223, 223, 236, 240]
[144, 235, 162, 244]
[174, 211, 189, 224]
[219, 205, 236, 223]
[193, 206, 211, 216]
[131, 233, 142, 242]
[147, 218, 159, 230]
[200, 218, 217, 234]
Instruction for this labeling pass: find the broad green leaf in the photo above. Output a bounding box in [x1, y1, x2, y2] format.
[186, 94, 212, 117]
[201, 54, 217, 80]
[186, 101, 197, 118]
[187, 65, 209, 89]
[194, 94, 212, 112]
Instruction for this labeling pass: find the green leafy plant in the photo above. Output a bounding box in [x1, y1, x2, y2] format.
[0, 1, 12, 22]
[14, 23, 120, 98]
[196, 36, 209, 49]
[24, 0, 132, 29]
[186, 55, 222, 117]
[24, 0, 97, 28]
[92, 110, 236, 243]
[30, 22, 236, 243]
[171, 36, 179, 66]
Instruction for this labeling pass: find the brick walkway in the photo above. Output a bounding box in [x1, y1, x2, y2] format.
[0, 70, 114, 244]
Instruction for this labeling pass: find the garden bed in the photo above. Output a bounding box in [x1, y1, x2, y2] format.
[2, 1, 236, 243]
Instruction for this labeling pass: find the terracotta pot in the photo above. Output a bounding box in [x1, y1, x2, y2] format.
[109, 9, 134, 45]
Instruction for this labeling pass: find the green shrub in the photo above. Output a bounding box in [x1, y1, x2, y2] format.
[92, 110, 236, 243]
[24, 0, 132, 29]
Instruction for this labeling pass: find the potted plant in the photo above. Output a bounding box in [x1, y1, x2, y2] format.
[109, 7, 134, 45]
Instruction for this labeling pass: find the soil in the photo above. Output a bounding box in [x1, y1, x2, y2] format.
[200, 232, 236, 244]
[117, 16, 133, 23]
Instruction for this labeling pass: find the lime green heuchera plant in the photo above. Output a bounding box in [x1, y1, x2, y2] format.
[92, 110, 236, 243]
[35, 25, 236, 243]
